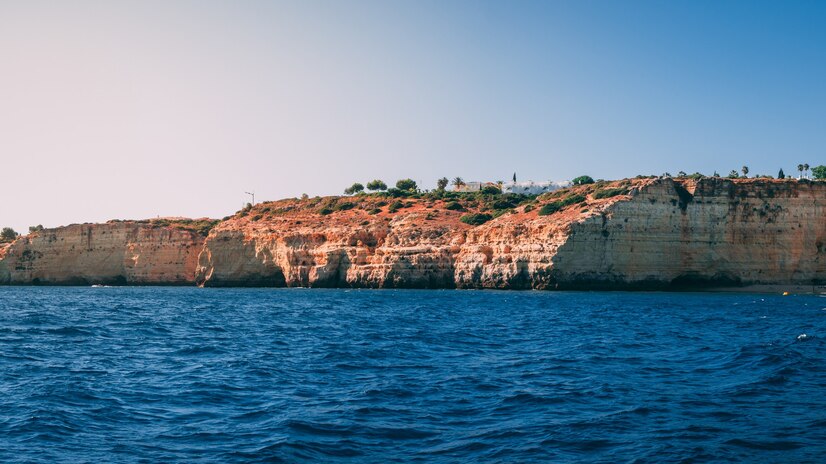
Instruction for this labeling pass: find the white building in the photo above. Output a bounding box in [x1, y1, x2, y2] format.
[453, 181, 499, 192]
[502, 180, 571, 195]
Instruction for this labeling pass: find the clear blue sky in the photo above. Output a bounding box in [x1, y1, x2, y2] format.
[1, 1, 824, 231]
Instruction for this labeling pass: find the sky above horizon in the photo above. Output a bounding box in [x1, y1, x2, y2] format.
[2, 0, 825, 232]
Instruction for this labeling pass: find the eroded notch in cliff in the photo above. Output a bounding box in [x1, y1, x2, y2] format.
[673, 184, 694, 213]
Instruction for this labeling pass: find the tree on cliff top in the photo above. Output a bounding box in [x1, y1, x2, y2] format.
[811, 165, 826, 180]
[1, 227, 17, 242]
[366, 179, 387, 191]
[778, 169, 785, 179]
[572, 175, 594, 185]
[436, 177, 449, 191]
[741, 166, 749, 178]
[395, 178, 418, 192]
[344, 183, 364, 195]
[452, 177, 465, 189]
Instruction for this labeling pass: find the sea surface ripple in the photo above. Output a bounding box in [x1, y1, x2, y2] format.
[0, 287, 824, 463]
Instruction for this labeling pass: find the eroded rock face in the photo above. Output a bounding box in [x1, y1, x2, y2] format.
[195, 178, 826, 289]
[551, 178, 826, 288]
[0, 222, 205, 285]
[3, 178, 825, 289]
[195, 207, 465, 288]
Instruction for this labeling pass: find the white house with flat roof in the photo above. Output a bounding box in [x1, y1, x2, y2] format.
[502, 180, 571, 195]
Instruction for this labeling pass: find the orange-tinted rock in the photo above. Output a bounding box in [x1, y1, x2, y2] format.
[0, 222, 205, 285]
[2, 178, 825, 289]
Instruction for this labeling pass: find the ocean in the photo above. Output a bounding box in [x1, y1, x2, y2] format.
[0, 287, 823, 462]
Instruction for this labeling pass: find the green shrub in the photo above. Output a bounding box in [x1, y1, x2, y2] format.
[562, 194, 586, 205]
[445, 201, 464, 211]
[388, 200, 404, 213]
[481, 185, 501, 195]
[572, 175, 594, 185]
[334, 202, 355, 211]
[251, 214, 263, 222]
[395, 178, 418, 192]
[368, 208, 381, 215]
[0, 227, 18, 242]
[366, 179, 388, 191]
[344, 183, 364, 195]
[538, 203, 561, 216]
[384, 188, 411, 198]
[593, 188, 627, 199]
[319, 207, 333, 215]
[523, 204, 535, 213]
[460, 213, 493, 226]
[489, 195, 521, 210]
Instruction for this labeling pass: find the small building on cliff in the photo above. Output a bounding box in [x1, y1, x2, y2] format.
[453, 182, 500, 192]
[502, 180, 571, 195]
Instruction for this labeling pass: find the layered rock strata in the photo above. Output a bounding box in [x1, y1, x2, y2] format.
[2, 178, 824, 289]
[0, 222, 205, 285]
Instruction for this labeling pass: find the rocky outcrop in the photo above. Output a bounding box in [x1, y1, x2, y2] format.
[3, 178, 825, 289]
[0, 222, 205, 285]
[195, 178, 826, 289]
[457, 178, 826, 289]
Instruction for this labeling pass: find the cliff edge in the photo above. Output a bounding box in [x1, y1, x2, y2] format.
[2, 178, 824, 289]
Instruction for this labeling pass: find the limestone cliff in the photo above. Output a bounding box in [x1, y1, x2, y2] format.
[194, 178, 826, 289]
[2, 178, 825, 289]
[0, 222, 206, 285]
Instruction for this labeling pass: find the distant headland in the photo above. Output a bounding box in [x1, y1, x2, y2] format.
[2, 173, 826, 292]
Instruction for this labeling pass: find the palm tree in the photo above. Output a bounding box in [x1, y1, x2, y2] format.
[741, 166, 749, 178]
[452, 177, 465, 190]
[798, 164, 804, 179]
[804, 163, 810, 179]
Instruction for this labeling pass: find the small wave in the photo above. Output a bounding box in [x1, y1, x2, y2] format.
[725, 438, 804, 451]
[502, 392, 565, 406]
[44, 326, 94, 336]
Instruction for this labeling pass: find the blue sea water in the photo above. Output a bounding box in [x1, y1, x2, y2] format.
[0, 288, 824, 463]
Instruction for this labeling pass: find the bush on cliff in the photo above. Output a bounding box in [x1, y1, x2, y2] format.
[388, 201, 404, 213]
[344, 183, 364, 195]
[593, 188, 627, 199]
[333, 202, 355, 211]
[572, 175, 595, 185]
[460, 213, 493, 226]
[812, 165, 826, 180]
[395, 179, 418, 192]
[538, 203, 561, 216]
[445, 201, 464, 211]
[366, 179, 387, 191]
[538, 194, 586, 216]
[1, 227, 18, 242]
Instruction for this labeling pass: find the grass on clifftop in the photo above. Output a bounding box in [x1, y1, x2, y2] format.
[113, 218, 220, 236]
